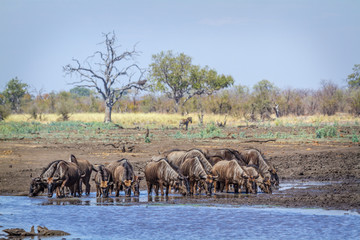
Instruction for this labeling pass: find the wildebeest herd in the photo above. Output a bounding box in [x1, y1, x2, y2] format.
[29, 147, 279, 198]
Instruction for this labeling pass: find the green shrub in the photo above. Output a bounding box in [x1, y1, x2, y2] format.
[351, 133, 359, 143]
[199, 123, 224, 138]
[0, 104, 11, 121]
[316, 125, 337, 138]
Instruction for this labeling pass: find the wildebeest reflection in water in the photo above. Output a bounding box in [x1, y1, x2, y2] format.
[41, 198, 90, 206]
[96, 196, 140, 205]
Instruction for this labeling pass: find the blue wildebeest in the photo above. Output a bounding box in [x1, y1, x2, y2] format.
[144, 158, 190, 196]
[93, 164, 113, 198]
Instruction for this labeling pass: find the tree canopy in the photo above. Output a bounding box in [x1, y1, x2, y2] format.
[347, 64, 360, 88]
[149, 50, 234, 112]
[2, 77, 28, 113]
[63, 32, 147, 122]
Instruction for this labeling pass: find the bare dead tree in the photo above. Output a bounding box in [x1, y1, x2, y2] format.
[63, 32, 147, 123]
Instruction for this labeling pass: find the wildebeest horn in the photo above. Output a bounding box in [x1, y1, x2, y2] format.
[69, 154, 79, 165]
[92, 164, 100, 172]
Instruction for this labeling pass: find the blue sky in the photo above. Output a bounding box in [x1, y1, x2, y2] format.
[1, 0, 359, 93]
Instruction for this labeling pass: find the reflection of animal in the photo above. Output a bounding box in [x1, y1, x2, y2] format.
[144, 158, 189, 196]
[69, 154, 93, 195]
[211, 160, 255, 194]
[179, 117, 192, 130]
[179, 157, 217, 196]
[242, 148, 278, 189]
[93, 165, 113, 198]
[166, 149, 213, 173]
[47, 160, 82, 198]
[112, 159, 142, 197]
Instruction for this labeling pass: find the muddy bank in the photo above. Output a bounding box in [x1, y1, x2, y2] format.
[0, 128, 359, 211]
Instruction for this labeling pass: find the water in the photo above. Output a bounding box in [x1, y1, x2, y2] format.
[0, 189, 359, 240]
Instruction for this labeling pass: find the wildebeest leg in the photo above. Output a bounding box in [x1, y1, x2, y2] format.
[225, 180, 230, 193]
[96, 185, 101, 197]
[159, 181, 165, 196]
[115, 182, 120, 197]
[155, 183, 159, 196]
[165, 184, 169, 196]
[76, 180, 81, 197]
[146, 181, 152, 195]
[85, 176, 91, 195]
[56, 187, 61, 198]
[234, 184, 239, 193]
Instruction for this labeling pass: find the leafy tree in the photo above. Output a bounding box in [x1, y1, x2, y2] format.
[64, 32, 147, 123]
[318, 80, 342, 115]
[348, 88, 360, 115]
[347, 64, 360, 88]
[2, 77, 28, 113]
[70, 87, 91, 97]
[250, 80, 277, 120]
[149, 50, 234, 112]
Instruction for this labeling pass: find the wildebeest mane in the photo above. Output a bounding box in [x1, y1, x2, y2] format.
[179, 150, 212, 173]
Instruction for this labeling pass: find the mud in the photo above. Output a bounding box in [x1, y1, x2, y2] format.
[0, 126, 359, 212]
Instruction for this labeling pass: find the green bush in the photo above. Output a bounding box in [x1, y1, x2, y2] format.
[351, 133, 359, 143]
[316, 125, 337, 138]
[0, 104, 11, 121]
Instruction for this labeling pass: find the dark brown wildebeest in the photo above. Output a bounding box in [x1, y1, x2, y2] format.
[179, 157, 217, 196]
[242, 164, 272, 194]
[112, 159, 143, 197]
[165, 149, 213, 173]
[179, 117, 192, 130]
[29, 160, 64, 197]
[106, 158, 128, 175]
[93, 164, 113, 198]
[106, 158, 142, 196]
[211, 160, 256, 194]
[69, 154, 93, 195]
[47, 160, 82, 198]
[242, 148, 279, 189]
[144, 158, 190, 196]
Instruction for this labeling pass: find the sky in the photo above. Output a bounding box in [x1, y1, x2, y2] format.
[0, 0, 359, 94]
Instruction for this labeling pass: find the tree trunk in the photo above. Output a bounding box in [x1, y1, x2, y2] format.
[104, 104, 112, 123]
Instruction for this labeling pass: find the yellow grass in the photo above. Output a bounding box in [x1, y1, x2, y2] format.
[5, 113, 238, 127]
[5, 112, 360, 127]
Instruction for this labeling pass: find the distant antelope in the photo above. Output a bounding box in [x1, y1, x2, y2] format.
[179, 117, 192, 130]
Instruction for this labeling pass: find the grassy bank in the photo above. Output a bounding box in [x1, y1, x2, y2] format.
[1, 113, 359, 144]
[5, 112, 360, 127]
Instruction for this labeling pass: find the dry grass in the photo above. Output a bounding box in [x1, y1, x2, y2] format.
[5, 113, 238, 127]
[5, 112, 360, 127]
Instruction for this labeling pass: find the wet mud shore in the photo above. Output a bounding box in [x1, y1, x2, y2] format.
[1, 127, 359, 212]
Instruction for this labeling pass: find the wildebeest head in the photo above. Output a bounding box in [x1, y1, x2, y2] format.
[29, 177, 47, 197]
[200, 174, 218, 196]
[175, 176, 190, 196]
[247, 176, 258, 194]
[258, 177, 272, 194]
[131, 176, 143, 196]
[123, 179, 132, 197]
[269, 168, 279, 187]
[47, 177, 63, 198]
[100, 172, 113, 198]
